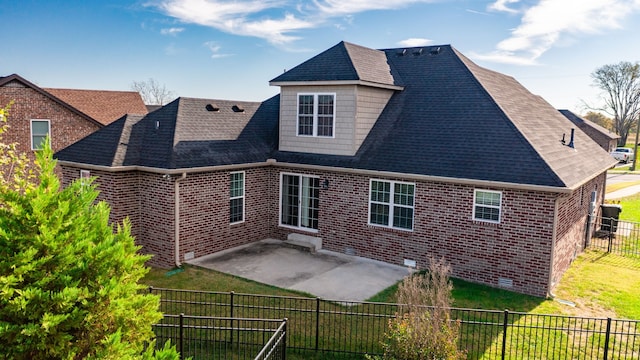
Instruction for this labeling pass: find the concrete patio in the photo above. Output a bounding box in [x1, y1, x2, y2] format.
[187, 239, 412, 302]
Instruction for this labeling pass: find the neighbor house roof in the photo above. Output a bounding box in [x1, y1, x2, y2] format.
[0, 74, 103, 127]
[558, 109, 620, 141]
[55, 42, 617, 190]
[44, 88, 148, 125]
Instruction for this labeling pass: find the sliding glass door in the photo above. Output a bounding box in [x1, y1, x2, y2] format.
[280, 174, 319, 230]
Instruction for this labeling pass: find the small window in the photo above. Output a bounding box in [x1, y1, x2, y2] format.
[369, 179, 415, 230]
[473, 190, 502, 223]
[31, 119, 50, 150]
[230, 171, 245, 224]
[80, 170, 91, 186]
[297, 93, 335, 137]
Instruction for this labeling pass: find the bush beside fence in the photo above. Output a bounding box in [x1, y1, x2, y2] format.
[150, 287, 640, 359]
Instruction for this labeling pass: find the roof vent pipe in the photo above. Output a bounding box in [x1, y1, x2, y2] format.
[568, 128, 575, 149]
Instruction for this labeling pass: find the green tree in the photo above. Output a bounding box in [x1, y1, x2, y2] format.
[0, 104, 179, 359]
[591, 61, 640, 146]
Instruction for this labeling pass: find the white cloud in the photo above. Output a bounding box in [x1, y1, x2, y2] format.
[204, 41, 233, 58]
[398, 38, 433, 47]
[312, 0, 437, 16]
[478, 0, 640, 65]
[487, 0, 521, 14]
[151, 0, 438, 46]
[161, 27, 185, 36]
[153, 0, 315, 45]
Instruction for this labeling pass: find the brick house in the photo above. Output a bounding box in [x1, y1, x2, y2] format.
[56, 42, 617, 297]
[559, 110, 619, 152]
[0, 73, 147, 163]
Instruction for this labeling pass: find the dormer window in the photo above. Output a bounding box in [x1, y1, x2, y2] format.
[297, 93, 335, 137]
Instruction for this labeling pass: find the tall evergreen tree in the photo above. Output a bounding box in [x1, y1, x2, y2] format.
[0, 104, 179, 359]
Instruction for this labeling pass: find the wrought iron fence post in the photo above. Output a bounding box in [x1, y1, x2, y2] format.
[283, 318, 288, 360]
[315, 297, 320, 352]
[501, 310, 508, 360]
[230, 291, 235, 345]
[179, 313, 184, 357]
[603, 317, 611, 360]
[608, 227, 613, 253]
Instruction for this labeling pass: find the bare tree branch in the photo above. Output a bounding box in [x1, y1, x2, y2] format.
[131, 78, 175, 105]
[591, 62, 640, 146]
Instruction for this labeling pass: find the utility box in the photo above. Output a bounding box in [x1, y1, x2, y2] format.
[600, 204, 622, 233]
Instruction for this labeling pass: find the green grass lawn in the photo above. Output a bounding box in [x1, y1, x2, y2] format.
[616, 193, 640, 221]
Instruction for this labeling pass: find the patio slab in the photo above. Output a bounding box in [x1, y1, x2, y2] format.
[187, 239, 411, 302]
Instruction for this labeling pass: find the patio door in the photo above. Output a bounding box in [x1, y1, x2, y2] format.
[280, 174, 319, 230]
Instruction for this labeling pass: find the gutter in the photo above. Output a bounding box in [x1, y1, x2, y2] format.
[174, 173, 187, 267]
[547, 197, 560, 298]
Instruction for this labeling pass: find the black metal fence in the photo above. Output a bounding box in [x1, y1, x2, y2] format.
[153, 314, 287, 360]
[590, 217, 640, 257]
[150, 287, 640, 359]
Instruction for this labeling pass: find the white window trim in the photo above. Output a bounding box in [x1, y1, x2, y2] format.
[473, 189, 502, 224]
[30, 119, 50, 150]
[278, 172, 320, 233]
[230, 171, 245, 224]
[368, 179, 415, 231]
[296, 93, 336, 138]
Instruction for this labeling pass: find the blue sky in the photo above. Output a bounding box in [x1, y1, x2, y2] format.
[3, 0, 640, 113]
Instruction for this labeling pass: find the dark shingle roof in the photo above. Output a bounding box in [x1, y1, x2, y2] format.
[56, 96, 279, 169]
[273, 45, 616, 188]
[270, 41, 399, 87]
[56, 42, 616, 189]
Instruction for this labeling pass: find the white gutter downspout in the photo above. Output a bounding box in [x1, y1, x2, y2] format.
[547, 197, 560, 298]
[174, 173, 187, 267]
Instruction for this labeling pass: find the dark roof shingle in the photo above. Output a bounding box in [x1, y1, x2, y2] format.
[56, 42, 616, 189]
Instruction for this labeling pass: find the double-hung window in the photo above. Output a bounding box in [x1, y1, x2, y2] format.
[297, 93, 335, 137]
[369, 179, 415, 230]
[280, 173, 319, 230]
[473, 189, 502, 223]
[31, 119, 50, 150]
[230, 172, 245, 224]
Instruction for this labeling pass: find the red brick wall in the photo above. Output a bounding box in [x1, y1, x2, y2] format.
[550, 173, 606, 290]
[1, 81, 99, 163]
[60, 163, 604, 297]
[271, 168, 558, 297]
[176, 168, 274, 264]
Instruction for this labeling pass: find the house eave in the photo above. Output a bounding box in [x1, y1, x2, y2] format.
[59, 159, 579, 194]
[55, 160, 273, 174]
[269, 80, 404, 91]
[271, 161, 575, 194]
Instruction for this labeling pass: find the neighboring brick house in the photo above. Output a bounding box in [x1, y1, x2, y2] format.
[559, 110, 620, 152]
[56, 42, 617, 297]
[0, 73, 147, 163]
